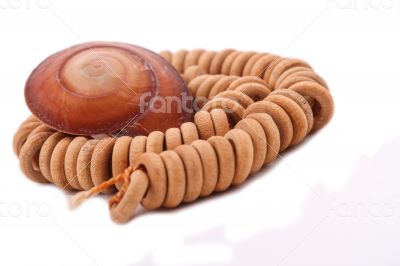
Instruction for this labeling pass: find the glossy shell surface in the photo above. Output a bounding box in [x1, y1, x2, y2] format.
[25, 42, 192, 136]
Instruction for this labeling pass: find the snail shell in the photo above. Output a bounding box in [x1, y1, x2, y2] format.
[25, 42, 192, 136]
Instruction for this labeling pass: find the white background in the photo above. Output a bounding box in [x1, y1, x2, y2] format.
[1, 0, 400, 265]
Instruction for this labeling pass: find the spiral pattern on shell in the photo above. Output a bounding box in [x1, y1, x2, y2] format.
[14, 49, 334, 223]
[25, 42, 192, 137]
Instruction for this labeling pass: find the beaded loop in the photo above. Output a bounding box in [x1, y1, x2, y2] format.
[14, 49, 334, 223]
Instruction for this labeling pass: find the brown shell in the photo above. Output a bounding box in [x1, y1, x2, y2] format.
[25, 42, 193, 136]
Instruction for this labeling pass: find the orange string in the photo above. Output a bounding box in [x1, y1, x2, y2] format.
[69, 166, 133, 209]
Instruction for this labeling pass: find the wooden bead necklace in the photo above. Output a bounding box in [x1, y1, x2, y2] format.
[13, 43, 334, 223]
